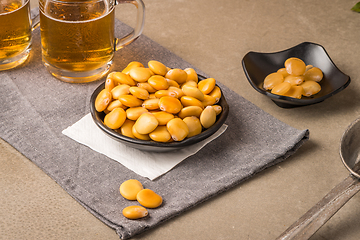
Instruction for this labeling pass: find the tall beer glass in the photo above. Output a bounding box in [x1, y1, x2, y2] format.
[0, 0, 33, 70]
[39, 0, 145, 83]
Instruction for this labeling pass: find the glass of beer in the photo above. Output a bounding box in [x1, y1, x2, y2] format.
[39, 0, 145, 83]
[0, 0, 33, 70]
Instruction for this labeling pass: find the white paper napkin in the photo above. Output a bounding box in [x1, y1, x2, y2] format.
[62, 114, 227, 180]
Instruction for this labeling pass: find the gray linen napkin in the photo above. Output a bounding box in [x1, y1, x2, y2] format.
[0, 11, 309, 240]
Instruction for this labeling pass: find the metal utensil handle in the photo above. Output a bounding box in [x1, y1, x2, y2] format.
[276, 175, 360, 240]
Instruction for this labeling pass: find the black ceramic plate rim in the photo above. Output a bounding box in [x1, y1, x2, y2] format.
[242, 42, 351, 105]
[90, 75, 229, 150]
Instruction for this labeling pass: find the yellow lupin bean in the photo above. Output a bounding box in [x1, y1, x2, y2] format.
[183, 116, 202, 138]
[166, 118, 189, 141]
[305, 65, 313, 72]
[271, 82, 291, 95]
[95, 89, 112, 112]
[132, 125, 151, 140]
[122, 61, 144, 75]
[284, 75, 304, 86]
[137, 82, 157, 93]
[152, 111, 174, 125]
[147, 68, 155, 76]
[154, 90, 177, 98]
[166, 79, 180, 88]
[165, 68, 187, 84]
[209, 86, 221, 103]
[148, 75, 169, 90]
[159, 96, 183, 114]
[97, 60, 224, 143]
[177, 105, 203, 119]
[120, 119, 135, 138]
[200, 106, 217, 129]
[300, 81, 321, 96]
[122, 205, 148, 220]
[212, 105, 222, 115]
[111, 84, 130, 99]
[137, 189, 163, 208]
[118, 95, 143, 108]
[184, 68, 198, 83]
[109, 71, 136, 86]
[285, 57, 306, 76]
[104, 108, 127, 129]
[142, 98, 160, 110]
[126, 107, 148, 121]
[107, 100, 127, 112]
[168, 86, 184, 98]
[198, 78, 216, 94]
[277, 68, 289, 78]
[304, 67, 323, 82]
[148, 60, 168, 76]
[149, 126, 172, 142]
[129, 67, 152, 83]
[263, 72, 284, 90]
[129, 86, 149, 100]
[263, 58, 323, 98]
[120, 179, 144, 200]
[283, 57, 298, 68]
[134, 112, 159, 134]
[201, 95, 217, 107]
[180, 96, 204, 109]
[181, 84, 204, 101]
[105, 76, 116, 91]
[181, 80, 197, 88]
[284, 86, 303, 99]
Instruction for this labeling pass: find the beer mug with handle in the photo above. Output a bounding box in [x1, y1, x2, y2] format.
[0, 0, 39, 70]
[39, 0, 145, 83]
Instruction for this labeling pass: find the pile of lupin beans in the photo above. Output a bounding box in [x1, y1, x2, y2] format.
[263, 57, 323, 99]
[94, 60, 223, 142]
[120, 179, 162, 219]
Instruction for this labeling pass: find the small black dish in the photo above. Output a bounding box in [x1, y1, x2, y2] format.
[242, 42, 351, 108]
[90, 75, 229, 152]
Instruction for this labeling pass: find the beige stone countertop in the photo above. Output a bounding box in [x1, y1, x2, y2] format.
[2, 0, 360, 239]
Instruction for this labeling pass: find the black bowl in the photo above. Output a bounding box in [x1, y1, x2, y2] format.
[90, 75, 229, 152]
[242, 42, 351, 108]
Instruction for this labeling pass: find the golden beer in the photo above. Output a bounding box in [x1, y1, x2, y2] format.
[39, 0, 145, 83]
[0, 0, 32, 70]
[39, 0, 115, 82]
